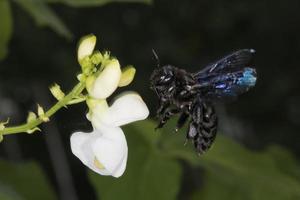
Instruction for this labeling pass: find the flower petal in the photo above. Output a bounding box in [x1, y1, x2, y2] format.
[71, 131, 109, 175]
[88, 59, 121, 99]
[112, 149, 128, 177]
[70, 131, 95, 166]
[91, 125, 128, 177]
[92, 92, 149, 127]
[70, 127, 128, 177]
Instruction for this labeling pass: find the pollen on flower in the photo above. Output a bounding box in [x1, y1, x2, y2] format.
[94, 157, 105, 170]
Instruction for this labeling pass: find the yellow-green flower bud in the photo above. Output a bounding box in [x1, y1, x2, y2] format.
[27, 111, 37, 123]
[50, 83, 65, 101]
[118, 65, 136, 87]
[37, 104, 49, 122]
[0, 119, 9, 142]
[0, 119, 9, 131]
[80, 57, 94, 75]
[91, 51, 103, 66]
[77, 34, 97, 63]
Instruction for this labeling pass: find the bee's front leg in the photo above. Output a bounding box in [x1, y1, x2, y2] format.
[155, 107, 180, 130]
[156, 99, 169, 117]
[155, 100, 169, 129]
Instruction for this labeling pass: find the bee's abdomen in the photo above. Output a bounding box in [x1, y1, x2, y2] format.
[189, 103, 218, 154]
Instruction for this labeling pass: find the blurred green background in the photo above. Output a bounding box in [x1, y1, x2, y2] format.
[0, 0, 300, 199]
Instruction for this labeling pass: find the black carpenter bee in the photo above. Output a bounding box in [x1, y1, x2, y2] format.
[150, 49, 257, 154]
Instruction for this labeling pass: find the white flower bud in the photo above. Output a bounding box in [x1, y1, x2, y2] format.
[87, 59, 121, 99]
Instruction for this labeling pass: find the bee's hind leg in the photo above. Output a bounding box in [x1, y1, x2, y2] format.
[175, 112, 189, 132]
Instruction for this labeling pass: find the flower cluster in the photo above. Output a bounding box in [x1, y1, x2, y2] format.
[70, 35, 149, 178]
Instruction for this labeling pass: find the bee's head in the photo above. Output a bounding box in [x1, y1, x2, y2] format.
[150, 65, 177, 98]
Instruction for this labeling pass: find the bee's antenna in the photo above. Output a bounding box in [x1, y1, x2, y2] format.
[152, 49, 160, 68]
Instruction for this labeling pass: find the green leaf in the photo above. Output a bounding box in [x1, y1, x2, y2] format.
[160, 118, 300, 200]
[190, 169, 248, 200]
[46, 0, 152, 7]
[0, 182, 22, 200]
[0, 0, 13, 60]
[267, 145, 300, 180]
[0, 159, 57, 200]
[14, 0, 72, 39]
[88, 118, 300, 199]
[89, 120, 182, 200]
[126, 120, 162, 145]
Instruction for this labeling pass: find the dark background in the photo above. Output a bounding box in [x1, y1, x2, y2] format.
[0, 0, 300, 199]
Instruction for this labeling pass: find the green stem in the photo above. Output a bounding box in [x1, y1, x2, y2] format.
[1, 81, 86, 135]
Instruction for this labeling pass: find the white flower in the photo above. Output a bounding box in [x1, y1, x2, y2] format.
[72, 34, 148, 177]
[70, 92, 149, 177]
[70, 125, 127, 178]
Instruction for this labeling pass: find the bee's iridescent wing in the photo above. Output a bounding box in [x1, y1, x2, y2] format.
[200, 67, 257, 99]
[195, 49, 255, 76]
[194, 49, 257, 99]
